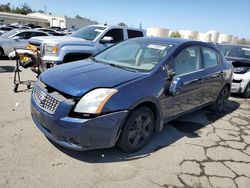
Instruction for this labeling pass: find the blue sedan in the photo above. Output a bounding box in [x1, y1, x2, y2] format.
[31, 37, 233, 152]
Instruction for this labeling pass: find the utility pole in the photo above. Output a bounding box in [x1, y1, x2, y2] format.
[44, 5, 47, 13]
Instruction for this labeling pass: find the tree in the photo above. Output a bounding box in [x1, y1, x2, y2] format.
[238, 38, 247, 45]
[13, 3, 32, 15]
[118, 22, 127, 26]
[0, 3, 11, 12]
[170, 32, 182, 38]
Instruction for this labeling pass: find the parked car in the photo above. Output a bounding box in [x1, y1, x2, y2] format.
[31, 37, 233, 153]
[217, 44, 250, 97]
[35, 28, 66, 36]
[0, 30, 50, 57]
[28, 25, 145, 66]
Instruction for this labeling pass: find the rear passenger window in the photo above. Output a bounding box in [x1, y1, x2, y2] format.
[17, 32, 34, 39]
[128, 30, 143, 38]
[174, 46, 201, 75]
[202, 47, 218, 68]
[102, 29, 124, 43]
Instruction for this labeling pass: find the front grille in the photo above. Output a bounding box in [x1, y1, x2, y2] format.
[33, 84, 60, 114]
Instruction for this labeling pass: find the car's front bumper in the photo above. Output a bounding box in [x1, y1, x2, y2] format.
[231, 82, 242, 93]
[231, 72, 250, 94]
[30, 84, 128, 151]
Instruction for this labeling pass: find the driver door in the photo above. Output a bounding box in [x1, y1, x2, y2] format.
[99, 28, 124, 48]
[164, 45, 207, 118]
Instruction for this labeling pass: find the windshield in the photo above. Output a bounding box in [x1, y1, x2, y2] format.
[1, 30, 19, 38]
[94, 39, 175, 72]
[218, 45, 250, 59]
[71, 26, 106, 40]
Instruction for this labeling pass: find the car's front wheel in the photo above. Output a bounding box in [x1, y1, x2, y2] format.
[117, 107, 155, 153]
[211, 86, 230, 112]
[242, 83, 250, 98]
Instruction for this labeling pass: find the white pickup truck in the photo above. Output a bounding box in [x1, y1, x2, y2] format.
[28, 25, 145, 66]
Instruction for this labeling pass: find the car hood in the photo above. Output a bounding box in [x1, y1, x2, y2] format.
[0, 37, 12, 43]
[40, 60, 145, 97]
[226, 56, 250, 67]
[29, 36, 93, 46]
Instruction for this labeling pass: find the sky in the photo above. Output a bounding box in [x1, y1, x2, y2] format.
[1, 0, 250, 38]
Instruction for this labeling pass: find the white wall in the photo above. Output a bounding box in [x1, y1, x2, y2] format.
[147, 27, 169, 37]
[207, 31, 220, 43]
[198, 32, 212, 42]
[218, 34, 233, 43]
[179, 30, 198, 39]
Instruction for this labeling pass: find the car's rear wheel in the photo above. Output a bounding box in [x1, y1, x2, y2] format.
[117, 107, 154, 153]
[242, 83, 250, 98]
[210, 86, 230, 112]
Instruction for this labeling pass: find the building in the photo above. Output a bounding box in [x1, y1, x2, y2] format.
[146, 27, 169, 37]
[198, 32, 212, 42]
[218, 34, 233, 44]
[0, 11, 49, 27]
[178, 30, 198, 39]
[28, 12, 65, 28]
[0, 11, 97, 29]
[28, 12, 98, 29]
[207, 31, 220, 43]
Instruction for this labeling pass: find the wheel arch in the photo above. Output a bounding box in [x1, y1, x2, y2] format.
[128, 98, 163, 132]
[0, 46, 4, 56]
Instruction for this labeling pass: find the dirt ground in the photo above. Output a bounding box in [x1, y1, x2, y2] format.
[0, 59, 250, 188]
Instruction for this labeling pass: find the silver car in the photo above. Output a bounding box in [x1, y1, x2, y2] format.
[0, 29, 50, 56]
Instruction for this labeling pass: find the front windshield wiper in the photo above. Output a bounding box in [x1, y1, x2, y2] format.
[107, 63, 138, 72]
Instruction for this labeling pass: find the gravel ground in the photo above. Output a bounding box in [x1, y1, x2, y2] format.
[0, 59, 250, 188]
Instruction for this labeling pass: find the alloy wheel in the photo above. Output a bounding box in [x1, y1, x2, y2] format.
[128, 114, 153, 148]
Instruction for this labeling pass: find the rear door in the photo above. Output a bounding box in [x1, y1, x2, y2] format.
[164, 45, 208, 118]
[201, 46, 224, 101]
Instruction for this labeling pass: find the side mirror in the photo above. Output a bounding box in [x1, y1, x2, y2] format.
[12, 36, 20, 40]
[100, 36, 113, 44]
[169, 76, 184, 96]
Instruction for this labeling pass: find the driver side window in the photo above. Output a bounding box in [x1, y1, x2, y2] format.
[174, 46, 201, 76]
[17, 32, 34, 39]
[102, 29, 124, 43]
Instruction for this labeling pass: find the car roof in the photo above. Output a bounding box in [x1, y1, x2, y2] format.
[131, 37, 197, 45]
[217, 44, 250, 48]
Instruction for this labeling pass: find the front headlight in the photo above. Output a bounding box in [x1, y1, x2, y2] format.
[74, 88, 118, 114]
[44, 44, 58, 56]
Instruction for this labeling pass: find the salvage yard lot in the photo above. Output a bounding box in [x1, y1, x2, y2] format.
[0, 59, 250, 188]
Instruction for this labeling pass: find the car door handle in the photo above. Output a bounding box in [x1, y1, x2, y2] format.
[211, 71, 223, 78]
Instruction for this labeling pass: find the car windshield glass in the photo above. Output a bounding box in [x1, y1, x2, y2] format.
[218, 45, 250, 59]
[94, 39, 175, 72]
[71, 26, 106, 40]
[1, 30, 19, 38]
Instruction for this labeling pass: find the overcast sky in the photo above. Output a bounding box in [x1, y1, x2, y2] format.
[1, 0, 250, 38]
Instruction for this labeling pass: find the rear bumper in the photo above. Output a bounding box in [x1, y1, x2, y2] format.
[31, 95, 128, 151]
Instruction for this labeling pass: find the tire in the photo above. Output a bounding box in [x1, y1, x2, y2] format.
[117, 107, 155, 153]
[242, 83, 250, 98]
[210, 86, 230, 112]
[0, 47, 3, 57]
